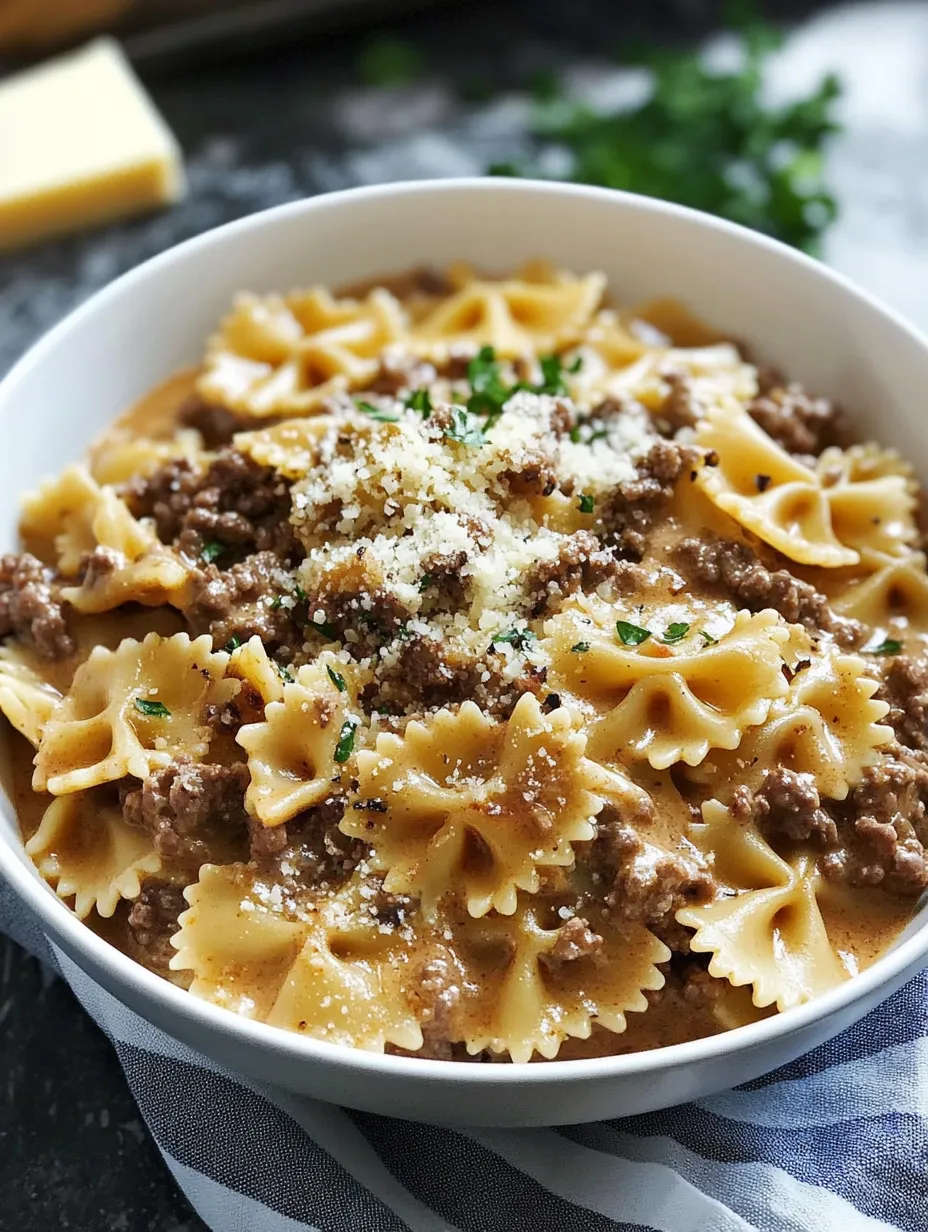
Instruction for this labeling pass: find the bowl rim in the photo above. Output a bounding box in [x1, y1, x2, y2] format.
[3, 175, 928, 1086]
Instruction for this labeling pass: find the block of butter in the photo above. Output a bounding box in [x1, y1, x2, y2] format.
[0, 38, 185, 254]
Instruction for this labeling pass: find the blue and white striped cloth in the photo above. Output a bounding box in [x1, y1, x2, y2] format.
[3, 876, 925, 1232]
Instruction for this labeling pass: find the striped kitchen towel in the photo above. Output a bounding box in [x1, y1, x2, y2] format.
[2, 876, 925, 1232]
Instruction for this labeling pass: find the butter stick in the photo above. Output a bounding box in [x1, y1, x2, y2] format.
[0, 38, 185, 254]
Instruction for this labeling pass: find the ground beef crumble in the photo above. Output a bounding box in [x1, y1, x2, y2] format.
[121, 759, 251, 866]
[747, 382, 849, 459]
[0, 552, 74, 659]
[127, 447, 300, 563]
[876, 652, 928, 751]
[675, 535, 863, 647]
[601, 440, 698, 559]
[731, 769, 837, 845]
[524, 530, 632, 617]
[127, 879, 187, 971]
[184, 550, 302, 657]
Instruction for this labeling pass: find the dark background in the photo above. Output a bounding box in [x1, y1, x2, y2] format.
[0, 2, 826, 1228]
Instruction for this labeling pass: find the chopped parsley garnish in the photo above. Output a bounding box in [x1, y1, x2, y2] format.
[569, 423, 607, 445]
[868, 638, 903, 656]
[488, 10, 842, 254]
[662, 622, 690, 644]
[418, 574, 434, 592]
[577, 493, 595, 514]
[534, 353, 570, 396]
[616, 619, 651, 646]
[404, 388, 433, 417]
[699, 630, 719, 646]
[269, 595, 283, 610]
[223, 635, 242, 653]
[307, 620, 337, 640]
[443, 405, 487, 446]
[293, 584, 308, 602]
[134, 697, 171, 718]
[466, 346, 511, 423]
[567, 355, 583, 374]
[356, 399, 399, 423]
[201, 540, 224, 564]
[570, 641, 591, 654]
[274, 661, 295, 684]
[335, 717, 360, 763]
[327, 665, 347, 692]
[492, 627, 537, 652]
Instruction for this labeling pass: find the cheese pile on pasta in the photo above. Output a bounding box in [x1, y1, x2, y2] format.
[3, 261, 926, 1063]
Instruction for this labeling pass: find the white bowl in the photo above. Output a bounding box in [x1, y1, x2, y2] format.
[2, 179, 928, 1128]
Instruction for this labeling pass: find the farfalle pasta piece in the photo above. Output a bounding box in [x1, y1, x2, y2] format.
[694, 403, 859, 568]
[0, 648, 62, 747]
[234, 415, 334, 479]
[455, 902, 668, 1061]
[544, 598, 791, 769]
[21, 465, 191, 612]
[832, 552, 928, 632]
[25, 788, 162, 919]
[816, 444, 917, 559]
[171, 865, 422, 1050]
[198, 287, 406, 418]
[227, 635, 285, 708]
[411, 268, 604, 360]
[677, 800, 848, 1011]
[89, 428, 206, 486]
[345, 694, 605, 918]
[236, 654, 361, 827]
[696, 648, 891, 801]
[34, 633, 235, 794]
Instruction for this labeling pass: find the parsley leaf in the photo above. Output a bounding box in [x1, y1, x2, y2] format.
[466, 345, 511, 423]
[307, 619, 337, 640]
[616, 619, 651, 646]
[662, 622, 690, 644]
[699, 630, 719, 645]
[418, 574, 434, 592]
[577, 493, 595, 514]
[335, 717, 360, 763]
[269, 595, 283, 611]
[404, 388, 433, 417]
[570, 641, 590, 653]
[355, 399, 399, 423]
[443, 406, 487, 446]
[868, 638, 903, 656]
[489, 10, 842, 254]
[201, 540, 224, 564]
[492, 628, 537, 652]
[134, 697, 170, 718]
[223, 635, 242, 653]
[567, 354, 584, 374]
[274, 661, 295, 684]
[327, 665, 347, 692]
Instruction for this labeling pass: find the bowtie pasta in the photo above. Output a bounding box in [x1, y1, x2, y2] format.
[3, 262, 926, 1063]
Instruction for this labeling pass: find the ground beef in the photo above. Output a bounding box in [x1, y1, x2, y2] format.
[675, 536, 863, 647]
[259, 796, 361, 884]
[127, 880, 187, 971]
[524, 530, 634, 617]
[127, 447, 300, 563]
[596, 815, 715, 949]
[601, 440, 696, 559]
[371, 633, 482, 711]
[731, 769, 837, 845]
[177, 393, 247, 448]
[498, 447, 559, 499]
[679, 961, 726, 1008]
[877, 652, 928, 752]
[654, 372, 700, 434]
[121, 759, 250, 866]
[184, 550, 302, 657]
[747, 382, 848, 459]
[367, 353, 438, 397]
[821, 752, 928, 896]
[541, 916, 603, 968]
[420, 547, 470, 609]
[0, 552, 74, 660]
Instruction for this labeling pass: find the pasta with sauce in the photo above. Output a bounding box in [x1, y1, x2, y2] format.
[2, 262, 926, 1062]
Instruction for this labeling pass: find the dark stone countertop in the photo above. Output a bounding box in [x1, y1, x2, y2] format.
[2, 1, 925, 1227]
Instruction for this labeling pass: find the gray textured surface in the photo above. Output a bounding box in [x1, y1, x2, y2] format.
[2, 2, 928, 1228]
